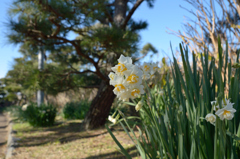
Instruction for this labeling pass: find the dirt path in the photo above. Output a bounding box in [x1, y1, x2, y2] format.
[0, 113, 9, 158]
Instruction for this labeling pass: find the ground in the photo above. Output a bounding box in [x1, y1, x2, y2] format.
[0, 113, 8, 159]
[11, 118, 140, 159]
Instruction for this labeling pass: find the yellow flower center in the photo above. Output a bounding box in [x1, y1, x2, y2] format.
[115, 84, 125, 92]
[116, 63, 127, 73]
[144, 65, 150, 72]
[109, 74, 114, 80]
[143, 74, 148, 79]
[131, 89, 140, 97]
[223, 110, 230, 116]
[150, 74, 155, 79]
[127, 74, 139, 84]
[153, 66, 158, 71]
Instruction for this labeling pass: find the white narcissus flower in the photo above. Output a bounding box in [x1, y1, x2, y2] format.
[124, 65, 143, 86]
[152, 62, 159, 72]
[111, 55, 133, 76]
[112, 118, 117, 124]
[150, 73, 155, 79]
[111, 63, 128, 75]
[108, 115, 117, 124]
[211, 98, 234, 111]
[210, 100, 217, 106]
[129, 85, 145, 99]
[109, 73, 124, 86]
[142, 62, 152, 74]
[108, 72, 116, 86]
[111, 75, 126, 96]
[215, 102, 236, 120]
[22, 104, 28, 111]
[113, 84, 126, 96]
[108, 115, 113, 121]
[108, 72, 115, 80]
[142, 73, 150, 80]
[135, 101, 143, 112]
[211, 100, 219, 111]
[141, 62, 158, 80]
[205, 113, 216, 124]
[117, 91, 130, 102]
[118, 54, 132, 64]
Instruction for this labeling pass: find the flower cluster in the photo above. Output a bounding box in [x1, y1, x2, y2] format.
[205, 98, 236, 124]
[109, 55, 146, 101]
[142, 62, 159, 80]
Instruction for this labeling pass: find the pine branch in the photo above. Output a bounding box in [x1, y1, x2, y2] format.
[48, 17, 62, 37]
[30, 28, 108, 82]
[122, 0, 144, 29]
[104, 8, 114, 24]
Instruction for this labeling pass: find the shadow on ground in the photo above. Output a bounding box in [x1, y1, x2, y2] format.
[85, 146, 139, 159]
[13, 121, 129, 147]
[13, 120, 140, 158]
[14, 121, 110, 147]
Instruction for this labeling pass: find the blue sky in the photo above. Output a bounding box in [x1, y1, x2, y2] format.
[0, 0, 193, 78]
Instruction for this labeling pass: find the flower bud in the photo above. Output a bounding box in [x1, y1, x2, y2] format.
[205, 113, 216, 124]
[135, 101, 143, 112]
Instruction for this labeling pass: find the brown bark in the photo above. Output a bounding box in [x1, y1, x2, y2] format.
[114, 0, 128, 27]
[82, 0, 147, 130]
[83, 80, 116, 130]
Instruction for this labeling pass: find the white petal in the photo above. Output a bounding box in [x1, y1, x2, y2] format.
[118, 54, 132, 64]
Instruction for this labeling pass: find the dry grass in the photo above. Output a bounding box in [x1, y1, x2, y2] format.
[11, 119, 140, 159]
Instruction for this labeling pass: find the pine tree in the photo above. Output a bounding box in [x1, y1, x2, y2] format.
[2, 51, 88, 104]
[6, 0, 156, 129]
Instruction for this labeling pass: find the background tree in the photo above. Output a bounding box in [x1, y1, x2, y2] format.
[6, 0, 157, 129]
[0, 80, 6, 105]
[169, 0, 240, 61]
[2, 47, 95, 105]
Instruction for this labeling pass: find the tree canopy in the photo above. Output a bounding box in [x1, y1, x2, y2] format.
[6, 0, 157, 129]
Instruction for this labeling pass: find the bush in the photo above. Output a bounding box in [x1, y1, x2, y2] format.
[63, 100, 90, 119]
[4, 105, 19, 116]
[16, 103, 57, 127]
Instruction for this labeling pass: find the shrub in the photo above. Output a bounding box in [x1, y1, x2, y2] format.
[63, 100, 90, 119]
[15, 103, 57, 127]
[4, 105, 19, 116]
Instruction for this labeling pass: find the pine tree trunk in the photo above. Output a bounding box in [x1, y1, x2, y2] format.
[82, 0, 128, 130]
[83, 81, 116, 130]
[114, 0, 127, 26]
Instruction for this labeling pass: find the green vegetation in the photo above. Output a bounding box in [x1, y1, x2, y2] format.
[63, 100, 90, 119]
[107, 40, 240, 158]
[9, 103, 57, 127]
